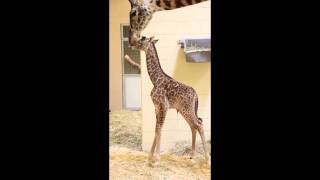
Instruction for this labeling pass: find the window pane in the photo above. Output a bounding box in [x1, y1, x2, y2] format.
[123, 41, 141, 74]
[122, 26, 130, 38]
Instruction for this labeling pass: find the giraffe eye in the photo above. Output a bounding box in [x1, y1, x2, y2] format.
[130, 10, 136, 17]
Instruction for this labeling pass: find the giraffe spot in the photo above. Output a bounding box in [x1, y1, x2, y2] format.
[163, 0, 171, 8]
[156, 0, 161, 7]
[175, 0, 185, 8]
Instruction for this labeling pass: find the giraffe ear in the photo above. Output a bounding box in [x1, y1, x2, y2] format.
[149, 36, 155, 41]
[129, 0, 137, 5]
[153, 39, 159, 44]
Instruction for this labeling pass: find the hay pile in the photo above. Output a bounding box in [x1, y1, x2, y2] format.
[109, 110, 211, 180]
[109, 110, 142, 150]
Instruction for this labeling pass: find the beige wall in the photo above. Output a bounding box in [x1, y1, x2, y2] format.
[109, 0, 131, 110]
[141, 2, 211, 151]
[109, 0, 211, 150]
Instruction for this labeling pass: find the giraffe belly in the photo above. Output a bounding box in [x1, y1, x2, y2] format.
[166, 98, 178, 109]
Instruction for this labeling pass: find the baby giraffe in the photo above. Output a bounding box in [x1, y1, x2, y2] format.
[135, 37, 210, 166]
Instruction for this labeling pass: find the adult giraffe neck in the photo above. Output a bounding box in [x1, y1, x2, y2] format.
[154, 0, 208, 10]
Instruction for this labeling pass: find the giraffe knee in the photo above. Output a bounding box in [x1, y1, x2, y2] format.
[196, 124, 204, 132]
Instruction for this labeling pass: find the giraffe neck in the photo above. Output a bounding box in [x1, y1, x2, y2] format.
[145, 43, 168, 86]
[151, 0, 208, 10]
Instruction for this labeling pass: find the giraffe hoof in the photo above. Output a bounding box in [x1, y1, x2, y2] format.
[154, 161, 160, 167]
[147, 161, 154, 167]
[147, 160, 160, 167]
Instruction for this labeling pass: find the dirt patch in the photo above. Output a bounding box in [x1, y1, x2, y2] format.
[109, 110, 211, 180]
[110, 146, 211, 180]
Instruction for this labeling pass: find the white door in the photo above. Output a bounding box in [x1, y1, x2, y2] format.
[123, 75, 141, 110]
[121, 24, 141, 110]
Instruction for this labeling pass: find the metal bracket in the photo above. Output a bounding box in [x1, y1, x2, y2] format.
[177, 39, 185, 48]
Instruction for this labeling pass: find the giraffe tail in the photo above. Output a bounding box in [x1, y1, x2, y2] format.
[195, 96, 203, 126]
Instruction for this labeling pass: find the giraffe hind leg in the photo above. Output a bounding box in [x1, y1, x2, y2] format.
[197, 124, 211, 166]
[191, 127, 197, 158]
[180, 110, 198, 159]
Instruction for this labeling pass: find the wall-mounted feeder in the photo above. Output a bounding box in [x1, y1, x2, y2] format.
[178, 37, 211, 63]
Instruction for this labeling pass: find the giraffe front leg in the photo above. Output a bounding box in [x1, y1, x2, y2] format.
[148, 134, 157, 165]
[148, 111, 160, 165]
[147, 125, 162, 167]
[153, 126, 162, 167]
[154, 107, 167, 166]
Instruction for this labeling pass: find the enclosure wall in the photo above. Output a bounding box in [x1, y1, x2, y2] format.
[109, 0, 131, 110]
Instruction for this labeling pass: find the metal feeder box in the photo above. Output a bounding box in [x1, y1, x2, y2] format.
[178, 38, 211, 63]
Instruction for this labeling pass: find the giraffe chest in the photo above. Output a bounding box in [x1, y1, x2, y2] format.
[150, 88, 174, 108]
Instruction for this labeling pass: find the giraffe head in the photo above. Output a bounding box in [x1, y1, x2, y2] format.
[128, 0, 156, 46]
[128, 0, 209, 47]
[134, 36, 159, 51]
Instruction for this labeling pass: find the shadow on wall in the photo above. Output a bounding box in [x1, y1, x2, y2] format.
[172, 49, 211, 94]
